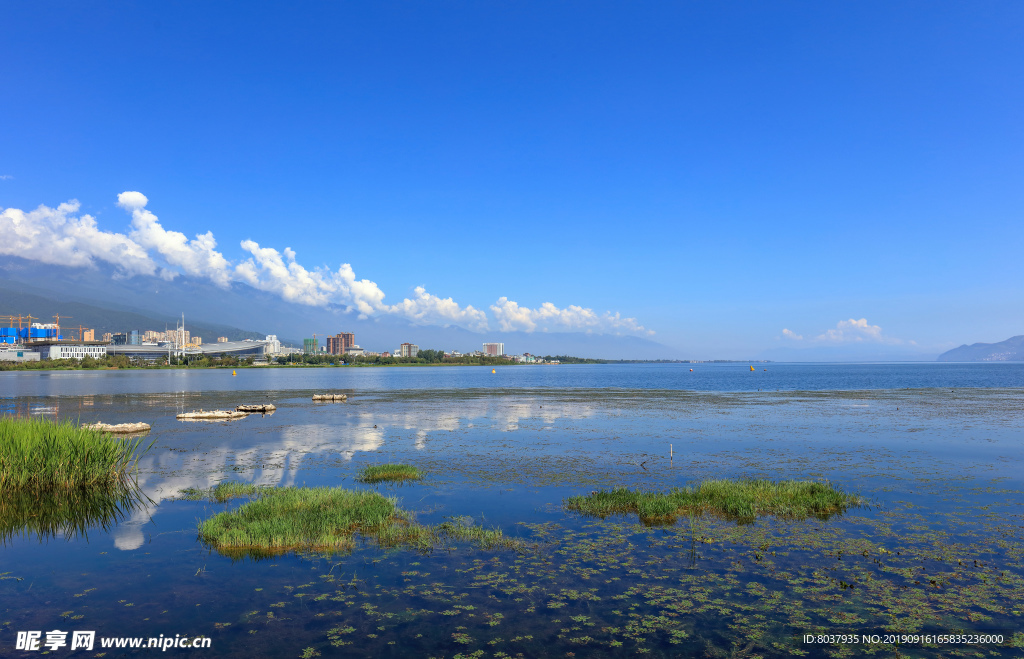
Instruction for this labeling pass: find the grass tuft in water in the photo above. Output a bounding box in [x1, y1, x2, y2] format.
[356, 463, 423, 484]
[198, 486, 521, 557]
[0, 416, 150, 493]
[565, 479, 861, 524]
[180, 482, 266, 502]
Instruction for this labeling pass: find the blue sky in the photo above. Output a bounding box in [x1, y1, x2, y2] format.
[2, 2, 1022, 358]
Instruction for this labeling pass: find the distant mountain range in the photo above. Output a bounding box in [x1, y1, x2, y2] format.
[937, 335, 1024, 362]
[0, 285, 271, 345]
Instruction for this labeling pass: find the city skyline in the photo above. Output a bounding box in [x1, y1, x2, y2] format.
[2, 3, 1022, 359]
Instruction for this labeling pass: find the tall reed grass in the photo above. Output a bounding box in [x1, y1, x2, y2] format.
[0, 416, 150, 492]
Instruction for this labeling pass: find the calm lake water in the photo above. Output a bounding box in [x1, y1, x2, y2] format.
[2, 364, 1022, 657]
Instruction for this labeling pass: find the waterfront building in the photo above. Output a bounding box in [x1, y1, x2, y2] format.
[217, 336, 229, 343]
[39, 345, 108, 360]
[303, 338, 319, 355]
[399, 343, 419, 358]
[483, 342, 504, 356]
[264, 335, 281, 354]
[326, 332, 355, 355]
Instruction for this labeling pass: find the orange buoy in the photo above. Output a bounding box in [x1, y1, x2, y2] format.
[232, 370, 237, 376]
[491, 368, 496, 373]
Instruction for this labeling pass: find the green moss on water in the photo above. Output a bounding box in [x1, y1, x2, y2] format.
[565, 479, 861, 523]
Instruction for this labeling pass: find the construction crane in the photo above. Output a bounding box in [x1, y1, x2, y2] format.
[52, 314, 71, 339]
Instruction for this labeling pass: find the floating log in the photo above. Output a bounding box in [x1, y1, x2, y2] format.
[176, 410, 248, 420]
[236, 404, 277, 413]
[312, 393, 348, 402]
[83, 421, 151, 433]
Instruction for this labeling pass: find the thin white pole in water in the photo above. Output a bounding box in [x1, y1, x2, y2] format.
[670, 444, 673, 458]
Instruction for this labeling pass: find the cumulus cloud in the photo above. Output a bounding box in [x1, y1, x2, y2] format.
[389, 286, 490, 331]
[0, 200, 157, 276]
[118, 191, 234, 287]
[235, 240, 388, 316]
[0, 192, 655, 335]
[782, 328, 803, 340]
[0, 175, 13, 181]
[799, 318, 905, 344]
[490, 297, 653, 335]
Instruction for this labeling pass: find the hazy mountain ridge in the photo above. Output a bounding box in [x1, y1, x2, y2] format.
[937, 335, 1024, 362]
[0, 258, 680, 359]
[0, 285, 269, 344]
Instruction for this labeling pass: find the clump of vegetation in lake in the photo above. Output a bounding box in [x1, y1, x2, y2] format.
[0, 417, 150, 493]
[198, 486, 520, 558]
[180, 481, 267, 502]
[565, 479, 861, 523]
[356, 463, 423, 484]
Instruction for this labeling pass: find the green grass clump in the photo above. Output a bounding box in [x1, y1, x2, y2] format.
[180, 481, 265, 502]
[198, 486, 521, 557]
[356, 463, 423, 484]
[565, 479, 860, 524]
[0, 416, 150, 493]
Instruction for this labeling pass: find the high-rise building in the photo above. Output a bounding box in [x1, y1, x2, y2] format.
[265, 335, 281, 355]
[399, 343, 419, 358]
[102, 332, 113, 343]
[483, 342, 504, 356]
[326, 332, 355, 355]
[217, 336, 229, 343]
[143, 330, 164, 343]
[303, 338, 319, 355]
[82, 329, 95, 341]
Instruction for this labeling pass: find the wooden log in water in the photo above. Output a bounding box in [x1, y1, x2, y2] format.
[176, 410, 248, 420]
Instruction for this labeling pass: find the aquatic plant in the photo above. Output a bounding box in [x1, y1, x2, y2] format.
[0, 484, 147, 543]
[180, 481, 267, 502]
[0, 416, 150, 493]
[565, 479, 861, 523]
[356, 463, 423, 484]
[198, 486, 520, 558]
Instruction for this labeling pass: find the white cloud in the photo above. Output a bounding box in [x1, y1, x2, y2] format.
[0, 175, 13, 181]
[782, 328, 803, 340]
[0, 192, 655, 336]
[0, 200, 157, 276]
[490, 297, 653, 335]
[118, 191, 234, 287]
[815, 318, 901, 344]
[389, 286, 489, 331]
[235, 240, 388, 317]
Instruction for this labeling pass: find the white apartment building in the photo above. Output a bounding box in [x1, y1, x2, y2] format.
[483, 342, 504, 356]
[39, 345, 108, 360]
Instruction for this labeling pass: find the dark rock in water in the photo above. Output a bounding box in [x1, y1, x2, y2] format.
[937, 335, 1024, 362]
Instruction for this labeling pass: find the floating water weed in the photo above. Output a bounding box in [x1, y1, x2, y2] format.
[356, 464, 423, 484]
[0, 416, 150, 492]
[565, 480, 861, 524]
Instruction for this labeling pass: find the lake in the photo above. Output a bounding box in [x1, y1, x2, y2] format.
[2, 363, 1022, 657]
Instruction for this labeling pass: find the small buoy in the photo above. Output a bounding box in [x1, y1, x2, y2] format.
[689, 368, 693, 372]
[232, 370, 237, 376]
[764, 368, 767, 371]
[491, 368, 496, 373]
[750, 365, 755, 371]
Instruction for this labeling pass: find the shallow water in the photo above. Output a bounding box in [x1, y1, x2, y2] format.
[2, 365, 1022, 657]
